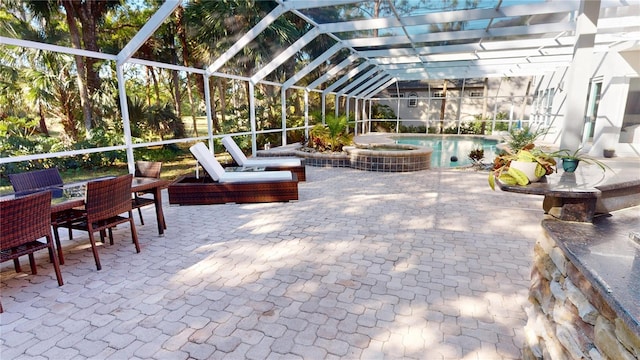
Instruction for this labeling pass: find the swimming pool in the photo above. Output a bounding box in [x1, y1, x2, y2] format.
[394, 135, 498, 168]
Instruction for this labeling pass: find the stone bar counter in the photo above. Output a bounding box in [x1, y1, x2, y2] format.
[524, 206, 639, 359]
[497, 159, 640, 358]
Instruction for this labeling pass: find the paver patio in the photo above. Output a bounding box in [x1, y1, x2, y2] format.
[0, 166, 544, 359]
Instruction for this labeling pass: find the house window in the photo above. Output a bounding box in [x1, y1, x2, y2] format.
[390, 93, 404, 98]
[469, 91, 483, 98]
[532, 88, 555, 125]
[408, 93, 418, 107]
[433, 92, 444, 98]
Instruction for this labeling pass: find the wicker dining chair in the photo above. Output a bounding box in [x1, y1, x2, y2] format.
[9, 167, 76, 248]
[57, 174, 140, 271]
[132, 161, 164, 227]
[8, 168, 64, 193]
[0, 191, 64, 313]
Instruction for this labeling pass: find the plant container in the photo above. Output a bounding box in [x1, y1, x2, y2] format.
[509, 160, 542, 183]
[562, 159, 580, 172]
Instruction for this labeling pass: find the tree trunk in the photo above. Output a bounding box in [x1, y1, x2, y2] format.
[61, 1, 93, 134]
[481, 77, 488, 134]
[58, 77, 78, 140]
[175, 6, 199, 137]
[149, 68, 161, 106]
[210, 78, 219, 132]
[439, 81, 447, 133]
[373, 0, 380, 37]
[218, 78, 226, 129]
[145, 67, 152, 107]
[67, 0, 106, 126]
[244, 81, 251, 124]
[38, 102, 49, 136]
[172, 70, 181, 118]
[75, 1, 102, 96]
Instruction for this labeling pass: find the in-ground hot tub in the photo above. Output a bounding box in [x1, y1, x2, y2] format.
[344, 143, 432, 172]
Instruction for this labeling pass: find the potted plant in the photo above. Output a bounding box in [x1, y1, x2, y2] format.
[468, 147, 485, 168]
[603, 148, 615, 158]
[553, 148, 610, 173]
[488, 144, 557, 190]
[501, 125, 548, 154]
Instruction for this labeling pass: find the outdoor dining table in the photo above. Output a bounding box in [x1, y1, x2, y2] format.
[55, 176, 170, 236]
[3, 176, 170, 236]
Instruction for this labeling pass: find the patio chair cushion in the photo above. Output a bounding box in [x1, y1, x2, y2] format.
[222, 136, 301, 167]
[189, 142, 293, 183]
[219, 171, 294, 183]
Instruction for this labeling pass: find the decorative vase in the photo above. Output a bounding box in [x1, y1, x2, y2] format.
[509, 160, 541, 183]
[562, 159, 579, 172]
[603, 149, 615, 158]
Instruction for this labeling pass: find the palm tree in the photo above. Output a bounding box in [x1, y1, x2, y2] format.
[0, 2, 79, 138]
[24, 0, 123, 134]
[185, 0, 302, 131]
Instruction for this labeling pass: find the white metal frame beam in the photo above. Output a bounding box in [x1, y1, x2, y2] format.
[250, 27, 321, 84]
[117, 0, 180, 65]
[306, 54, 358, 91]
[317, 2, 578, 34]
[353, 74, 393, 98]
[363, 78, 398, 100]
[281, 0, 362, 11]
[343, 22, 576, 48]
[323, 61, 372, 95]
[334, 68, 380, 96]
[282, 43, 344, 89]
[206, 5, 287, 75]
[340, 71, 386, 97]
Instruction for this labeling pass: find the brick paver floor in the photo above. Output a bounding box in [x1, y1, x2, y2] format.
[1, 166, 544, 359]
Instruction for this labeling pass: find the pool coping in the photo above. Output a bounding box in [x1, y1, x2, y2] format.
[354, 132, 502, 145]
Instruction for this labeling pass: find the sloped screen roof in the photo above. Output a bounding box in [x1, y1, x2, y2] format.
[1, 0, 638, 98]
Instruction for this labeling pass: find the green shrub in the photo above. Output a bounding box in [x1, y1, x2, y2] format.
[505, 125, 548, 151]
[1, 116, 131, 177]
[399, 125, 427, 133]
[308, 114, 353, 152]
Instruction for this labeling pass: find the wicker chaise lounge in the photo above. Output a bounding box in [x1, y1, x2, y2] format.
[168, 142, 299, 205]
[222, 136, 306, 181]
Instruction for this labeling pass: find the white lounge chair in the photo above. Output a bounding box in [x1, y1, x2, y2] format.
[222, 136, 301, 167]
[167, 142, 299, 205]
[221, 136, 306, 181]
[189, 142, 293, 183]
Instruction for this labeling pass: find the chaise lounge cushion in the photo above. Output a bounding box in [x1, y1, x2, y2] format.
[222, 136, 301, 167]
[189, 142, 293, 183]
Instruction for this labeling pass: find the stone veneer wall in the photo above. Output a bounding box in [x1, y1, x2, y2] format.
[348, 154, 430, 172]
[346, 145, 431, 172]
[257, 148, 431, 172]
[524, 228, 640, 359]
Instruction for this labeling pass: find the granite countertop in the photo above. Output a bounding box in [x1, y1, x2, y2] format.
[498, 160, 640, 198]
[542, 206, 640, 334]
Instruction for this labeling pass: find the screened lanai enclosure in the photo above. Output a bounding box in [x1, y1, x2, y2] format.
[1, 0, 639, 173]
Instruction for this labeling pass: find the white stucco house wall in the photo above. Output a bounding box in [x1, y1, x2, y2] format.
[535, 44, 640, 157]
[375, 77, 534, 132]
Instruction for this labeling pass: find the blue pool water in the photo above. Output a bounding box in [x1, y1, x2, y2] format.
[395, 135, 498, 168]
